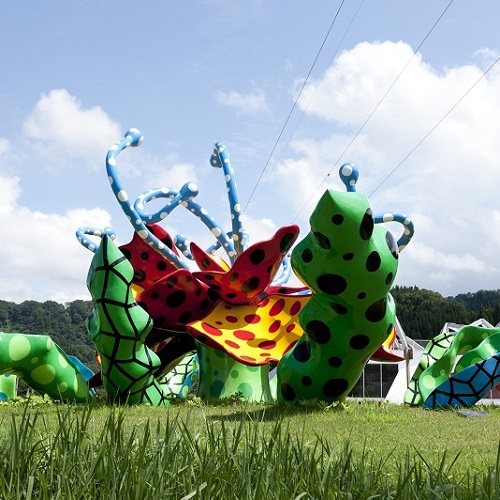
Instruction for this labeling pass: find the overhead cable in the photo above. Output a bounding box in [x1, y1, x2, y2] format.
[243, 0, 346, 215]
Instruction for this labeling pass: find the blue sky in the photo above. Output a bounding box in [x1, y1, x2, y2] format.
[1, 0, 500, 303]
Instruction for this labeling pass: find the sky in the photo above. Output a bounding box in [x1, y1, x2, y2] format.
[1, 0, 500, 304]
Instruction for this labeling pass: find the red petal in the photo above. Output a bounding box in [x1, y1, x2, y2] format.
[119, 224, 180, 289]
[193, 225, 300, 305]
[190, 242, 228, 272]
[136, 269, 218, 332]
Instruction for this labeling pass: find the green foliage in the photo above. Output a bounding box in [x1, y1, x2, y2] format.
[2, 288, 500, 363]
[0, 300, 96, 367]
[392, 286, 500, 340]
[1, 402, 500, 498]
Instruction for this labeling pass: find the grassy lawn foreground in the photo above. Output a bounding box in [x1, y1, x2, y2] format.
[1, 398, 500, 498]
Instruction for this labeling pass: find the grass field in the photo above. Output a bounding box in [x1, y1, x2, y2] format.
[1, 397, 500, 498]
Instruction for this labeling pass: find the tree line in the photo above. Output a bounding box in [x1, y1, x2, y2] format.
[1, 287, 500, 366]
[391, 286, 500, 340]
[0, 299, 96, 366]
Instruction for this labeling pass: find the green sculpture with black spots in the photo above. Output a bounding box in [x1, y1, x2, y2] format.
[277, 187, 400, 404]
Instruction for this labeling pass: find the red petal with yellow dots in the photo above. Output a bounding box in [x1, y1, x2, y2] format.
[119, 224, 180, 289]
[192, 225, 300, 305]
[187, 293, 310, 365]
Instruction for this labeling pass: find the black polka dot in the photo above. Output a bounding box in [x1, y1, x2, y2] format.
[205, 273, 215, 281]
[357, 292, 366, 300]
[328, 356, 343, 368]
[195, 288, 202, 297]
[250, 249, 265, 265]
[349, 334, 370, 350]
[385, 273, 393, 285]
[301, 249, 313, 263]
[228, 272, 239, 282]
[343, 253, 354, 261]
[314, 231, 331, 250]
[133, 269, 146, 283]
[225, 292, 237, 299]
[293, 340, 311, 362]
[386, 232, 399, 259]
[323, 378, 349, 399]
[301, 376, 312, 386]
[331, 214, 344, 225]
[306, 320, 331, 344]
[199, 299, 210, 310]
[140, 252, 149, 260]
[242, 277, 260, 293]
[365, 251, 381, 272]
[166, 290, 186, 308]
[317, 274, 347, 295]
[280, 233, 296, 253]
[365, 298, 387, 322]
[359, 208, 374, 241]
[157, 261, 167, 271]
[207, 288, 220, 301]
[330, 303, 347, 315]
[201, 258, 211, 269]
[209, 283, 222, 291]
[150, 292, 159, 300]
[280, 383, 296, 401]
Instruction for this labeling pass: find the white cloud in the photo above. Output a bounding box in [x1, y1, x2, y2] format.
[22, 89, 122, 172]
[215, 88, 270, 114]
[271, 40, 500, 296]
[0, 171, 112, 303]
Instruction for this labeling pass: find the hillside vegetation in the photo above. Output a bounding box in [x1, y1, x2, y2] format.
[1, 287, 500, 366]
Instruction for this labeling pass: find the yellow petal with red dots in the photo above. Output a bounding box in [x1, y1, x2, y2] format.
[188, 294, 310, 365]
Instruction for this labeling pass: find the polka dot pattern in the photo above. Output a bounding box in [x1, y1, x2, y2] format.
[137, 269, 219, 332]
[119, 223, 180, 289]
[0, 334, 92, 403]
[192, 225, 300, 305]
[277, 177, 400, 405]
[188, 294, 309, 365]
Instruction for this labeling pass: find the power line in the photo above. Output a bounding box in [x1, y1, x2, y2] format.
[243, 0, 346, 215]
[369, 52, 500, 197]
[245, 0, 367, 215]
[291, 0, 456, 222]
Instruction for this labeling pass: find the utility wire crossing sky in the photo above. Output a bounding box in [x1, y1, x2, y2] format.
[1, 0, 500, 303]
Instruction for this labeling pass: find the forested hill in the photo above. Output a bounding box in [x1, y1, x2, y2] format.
[391, 286, 500, 340]
[0, 300, 95, 366]
[1, 287, 500, 361]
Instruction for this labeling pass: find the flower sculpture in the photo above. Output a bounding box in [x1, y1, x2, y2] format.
[78, 130, 309, 403]
[75, 130, 413, 405]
